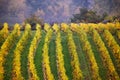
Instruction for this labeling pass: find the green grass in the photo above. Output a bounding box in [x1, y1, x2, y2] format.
[61, 31, 73, 80]
[20, 31, 35, 80]
[34, 30, 46, 80]
[49, 32, 58, 80]
[73, 32, 91, 80]
[100, 32, 120, 76]
[0, 33, 10, 48]
[111, 33, 120, 46]
[3, 34, 22, 80]
[87, 34, 107, 80]
[109, 30, 120, 46]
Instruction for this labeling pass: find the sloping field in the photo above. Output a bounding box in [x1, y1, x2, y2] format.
[0, 23, 120, 80]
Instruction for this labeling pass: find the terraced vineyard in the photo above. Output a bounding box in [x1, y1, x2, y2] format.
[0, 22, 120, 80]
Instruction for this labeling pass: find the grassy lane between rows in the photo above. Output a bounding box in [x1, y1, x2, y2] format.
[87, 34, 107, 80]
[73, 32, 91, 80]
[34, 30, 46, 80]
[100, 33, 120, 76]
[61, 31, 73, 80]
[49, 32, 58, 80]
[111, 33, 120, 46]
[3, 34, 21, 80]
[109, 29, 120, 46]
[20, 31, 35, 80]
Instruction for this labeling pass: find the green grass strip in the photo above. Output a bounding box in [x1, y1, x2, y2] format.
[20, 31, 35, 80]
[87, 34, 107, 80]
[3, 36, 20, 80]
[61, 31, 73, 80]
[49, 32, 58, 80]
[34, 30, 46, 80]
[73, 32, 91, 80]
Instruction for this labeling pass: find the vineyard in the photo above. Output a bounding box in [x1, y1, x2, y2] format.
[0, 22, 120, 80]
